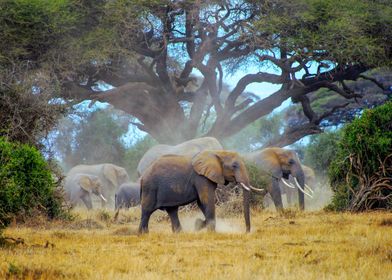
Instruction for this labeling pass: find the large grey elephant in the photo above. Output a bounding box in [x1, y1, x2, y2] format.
[115, 182, 140, 210]
[64, 173, 107, 209]
[137, 137, 223, 176]
[243, 147, 312, 211]
[138, 150, 264, 234]
[67, 163, 130, 207]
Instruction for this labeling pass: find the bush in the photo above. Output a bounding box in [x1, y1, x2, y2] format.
[327, 102, 392, 211]
[0, 137, 67, 230]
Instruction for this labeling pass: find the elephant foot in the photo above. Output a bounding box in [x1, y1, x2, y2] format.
[172, 225, 182, 233]
[206, 220, 216, 232]
[194, 218, 206, 231]
[138, 226, 149, 234]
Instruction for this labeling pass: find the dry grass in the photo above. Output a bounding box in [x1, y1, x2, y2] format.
[0, 207, 391, 280]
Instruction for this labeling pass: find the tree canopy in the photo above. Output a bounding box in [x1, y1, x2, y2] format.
[1, 0, 391, 145]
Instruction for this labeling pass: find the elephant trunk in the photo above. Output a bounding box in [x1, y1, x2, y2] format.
[243, 188, 251, 232]
[235, 171, 251, 232]
[293, 171, 305, 210]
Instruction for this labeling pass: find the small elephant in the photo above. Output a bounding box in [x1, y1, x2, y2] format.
[137, 137, 223, 177]
[67, 163, 130, 207]
[138, 150, 264, 234]
[64, 173, 107, 209]
[244, 147, 311, 211]
[115, 182, 141, 210]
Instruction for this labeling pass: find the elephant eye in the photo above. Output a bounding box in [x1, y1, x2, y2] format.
[232, 162, 239, 169]
[288, 159, 295, 165]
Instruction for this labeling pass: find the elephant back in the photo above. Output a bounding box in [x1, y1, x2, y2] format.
[137, 137, 223, 177]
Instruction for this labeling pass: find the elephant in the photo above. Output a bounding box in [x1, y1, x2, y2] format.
[138, 150, 264, 234]
[64, 173, 107, 209]
[284, 164, 315, 206]
[115, 182, 141, 210]
[136, 137, 223, 177]
[243, 147, 313, 211]
[66, 163, 130, 207]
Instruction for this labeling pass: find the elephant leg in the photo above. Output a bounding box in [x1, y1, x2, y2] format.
[286, 188, 293, 206]
[138, 209, 153, 234]
[80, 192, 93, 210]
[297, 188, 305, 211]
[270, 178, 283, 212]
[195, 200, 207, 231]
[195, 179, 216, 232]
[166, 207, 182, 233]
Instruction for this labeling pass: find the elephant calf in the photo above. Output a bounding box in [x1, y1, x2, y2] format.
[115, 182, 140, 210]
[64, 173, 107, 209]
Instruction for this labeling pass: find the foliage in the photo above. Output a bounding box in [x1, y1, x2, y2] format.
[304, 131, 341, 177]
[0, 81, 67, 148]
[123, 136, 157, 180]
[255, 0, 392, 66]
[327, 102, 392, 211]
[0, 137, 67, 230]
[52, 108, 128, 171]
[0, 0, 76, 64]
[75, 109, 127, 165]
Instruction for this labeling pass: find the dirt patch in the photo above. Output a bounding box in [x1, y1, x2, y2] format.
[68, 219, 105, 230]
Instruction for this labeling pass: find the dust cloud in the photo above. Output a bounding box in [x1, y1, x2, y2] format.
[181, 214, 243, 233]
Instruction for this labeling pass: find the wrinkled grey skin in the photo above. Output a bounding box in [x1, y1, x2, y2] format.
[243, 147, 306, 211]
[67, 163, 130, 208]
[64, 173, 105, 209]
[137, 137, 223, 177]
[115, 182, 140, 210]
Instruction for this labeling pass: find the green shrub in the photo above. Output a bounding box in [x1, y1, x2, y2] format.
[327, 102, 392, 211]
[0, 137, 66, 229]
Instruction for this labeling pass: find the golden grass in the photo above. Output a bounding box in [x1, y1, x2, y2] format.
[0, 207, 391, 280]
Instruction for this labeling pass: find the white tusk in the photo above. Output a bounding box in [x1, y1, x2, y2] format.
[281, 178, 296, 189]
[248, 184, 265, 193]
[240, 182, 251, 191]
[99, 194, 107, 202]
[294, 177, 313, 198]
[305, 183, 314, 194]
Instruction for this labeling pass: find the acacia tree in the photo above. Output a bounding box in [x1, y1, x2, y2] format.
[3, 0, 391, 145]
[60, 0, 391, 144]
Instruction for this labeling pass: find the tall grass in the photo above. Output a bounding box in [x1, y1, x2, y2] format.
[0, 208, 391, 279]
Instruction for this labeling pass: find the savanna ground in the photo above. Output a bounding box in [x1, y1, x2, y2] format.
[1, 200, 391, 280]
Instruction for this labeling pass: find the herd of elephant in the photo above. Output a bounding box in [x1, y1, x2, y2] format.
[64, 137, 316, 233]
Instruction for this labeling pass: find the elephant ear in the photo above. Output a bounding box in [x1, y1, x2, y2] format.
[192, 151, 225, 185]
[79, 176, 93, 193]
[103, 164, 118, 187]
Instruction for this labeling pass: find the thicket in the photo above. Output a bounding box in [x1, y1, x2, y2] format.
[0, 138, 67, 231]
[327, 102, 392, 211]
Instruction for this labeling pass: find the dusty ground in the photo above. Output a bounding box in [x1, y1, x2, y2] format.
[0, 207, 391, 280]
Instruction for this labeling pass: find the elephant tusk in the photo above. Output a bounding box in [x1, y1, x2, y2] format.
[294, 177, 313, 198]
[240, 183, 251, 191]
[248, 184, 265, 193]
[281, 178, 296, 189]
[99, 194, 107, 202]
[305, 183, 314, 194]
